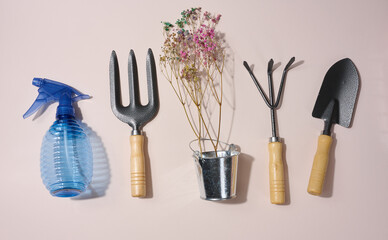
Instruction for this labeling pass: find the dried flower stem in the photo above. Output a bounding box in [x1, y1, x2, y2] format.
[160, 7, 224, 154]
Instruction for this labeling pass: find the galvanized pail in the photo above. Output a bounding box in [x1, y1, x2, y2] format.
[190, 139, 240, 201]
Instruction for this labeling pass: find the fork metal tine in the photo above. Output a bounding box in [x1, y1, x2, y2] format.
[110, 50, 124, 110]
[146, 48, 159, 110]
[128, 50, 141, 107]
[110, 49, 160, 132]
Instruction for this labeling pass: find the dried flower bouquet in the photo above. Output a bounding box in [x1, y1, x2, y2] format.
[160, 7, 225, 154]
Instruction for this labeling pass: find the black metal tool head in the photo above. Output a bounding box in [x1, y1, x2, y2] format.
[312, 58, 359, 132]
[244, 57, 295, 140]
[243, 57, 295, 110]
[109, 49, 159, 133]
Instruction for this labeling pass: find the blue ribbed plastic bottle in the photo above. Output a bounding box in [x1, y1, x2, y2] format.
[41, 115, 93, 197]
[24, 78, 93, 197]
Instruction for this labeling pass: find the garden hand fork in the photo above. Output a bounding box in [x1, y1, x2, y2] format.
[109, 49, 159, 197]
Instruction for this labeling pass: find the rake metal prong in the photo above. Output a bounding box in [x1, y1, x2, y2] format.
[266, 59, 277, 137]
[267, 59, 274, 75]
[267, 59, 275, 107]
[273, 57, 295, 108]
[243, 61, 272, 108]
[128, 50, 141, 107]
[284, 57, 295, 71]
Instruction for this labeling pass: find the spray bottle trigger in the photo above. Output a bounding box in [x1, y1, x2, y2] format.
[24, 78, 91, 119]
[23, 93, 51, 119]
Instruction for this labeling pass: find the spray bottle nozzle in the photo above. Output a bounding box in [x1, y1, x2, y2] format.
[23, 78, 90, 119]
[32, 78, 43, 87]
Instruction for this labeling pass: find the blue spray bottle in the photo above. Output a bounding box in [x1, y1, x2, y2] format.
[24, 78, 93, 197]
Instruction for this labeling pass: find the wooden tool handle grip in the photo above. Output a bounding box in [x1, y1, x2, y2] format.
[307, 134, 333, 196]
[130, 135, 146, 197]
[268, 142, 285, 204]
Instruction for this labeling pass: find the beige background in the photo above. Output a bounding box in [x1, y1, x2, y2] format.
[1, 0, 388, 239]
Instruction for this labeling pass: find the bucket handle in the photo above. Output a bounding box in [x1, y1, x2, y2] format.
[189, 139, 238, 157]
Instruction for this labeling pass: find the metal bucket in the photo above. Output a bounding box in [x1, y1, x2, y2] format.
[190, 139, 240, 201]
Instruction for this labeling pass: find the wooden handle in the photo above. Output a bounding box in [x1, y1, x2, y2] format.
[307, 134, 333, 195]
[130, 135, 146, 197]
[268, 142, 285, 204]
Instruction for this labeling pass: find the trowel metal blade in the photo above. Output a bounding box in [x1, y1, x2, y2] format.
[312, 58, 359, 128]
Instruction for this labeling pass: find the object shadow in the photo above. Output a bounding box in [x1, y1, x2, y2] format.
[220, 151, 254, 204]
[142, 132, 154, 198]
[348, 65, 362, 129]
[223, 41, 236, 143]
[282, 141, 291, 205]
[72, 104, 111, 200]
[320, 133, 337, 198]
[274, 59, 303, 108]
[289, 60, 304, 70]
[32, 103, 51, 120]
[72, 122, 111, 200]
[272, 62, 281, 71]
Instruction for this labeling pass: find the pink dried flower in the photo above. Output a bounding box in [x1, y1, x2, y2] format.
[180, 50, 188, 60]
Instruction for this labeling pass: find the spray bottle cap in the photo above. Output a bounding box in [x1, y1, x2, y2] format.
[23, 78, 90, 119]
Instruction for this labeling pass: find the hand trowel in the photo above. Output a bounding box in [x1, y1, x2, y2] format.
[308, 58, 359, 196]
